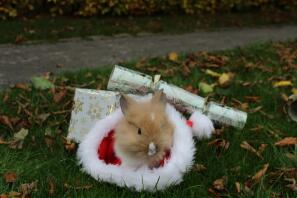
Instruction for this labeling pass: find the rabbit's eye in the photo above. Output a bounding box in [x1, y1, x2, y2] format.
[138, 128, 142, 135]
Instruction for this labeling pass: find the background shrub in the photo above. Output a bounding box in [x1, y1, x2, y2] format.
[0, 0, 296, 20]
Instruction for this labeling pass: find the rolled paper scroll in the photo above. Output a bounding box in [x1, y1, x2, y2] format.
[107, 65, 247, 129]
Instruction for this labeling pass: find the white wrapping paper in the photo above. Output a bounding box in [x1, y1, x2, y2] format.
[107, 65, 247, 129]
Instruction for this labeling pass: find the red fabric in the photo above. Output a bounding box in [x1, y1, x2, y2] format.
[97, 130, 171, 167]
[98, 130, 121, 165]
[186, 120, 193, 127]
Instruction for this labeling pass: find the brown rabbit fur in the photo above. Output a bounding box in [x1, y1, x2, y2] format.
[114, 91, 174, 168]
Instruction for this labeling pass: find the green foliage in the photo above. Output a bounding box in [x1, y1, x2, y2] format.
[0, 0, 297, 20]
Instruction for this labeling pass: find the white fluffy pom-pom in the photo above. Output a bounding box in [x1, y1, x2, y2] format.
[189, 111, 214, 139]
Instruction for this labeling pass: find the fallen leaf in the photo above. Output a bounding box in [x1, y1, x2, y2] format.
[281, 93, 289, 102]
[240, 141, 263, 159]
[14, 83, 29, 90]
[199, 82, 214, 94]
[205, 69, 221, 77]
[0, 115, 13, 130]
[48, 179, 55, 195]
[14, 128, 28, 140]
[249, 124, 264, 132]
[213, 178, 225, 191]
[9, 191, 21, 197]
[285, 178, 297, 192]
[0, 194, 8, 198]
[193, 164, 207, 172]
[3, 172, 17, 183]
[15, 35, 25, 44]
[54, 89, 67, 103]
[218, 72, 235, 87]
[19, 180, 38, 198]
[168, 52, 178, 62]
[244, 96, 260, 103]
[185, 85, 198, 94]
[37, 113, 50, 123]
[258, 144, 268, 155]
[273, 80, 292, 87]
[0, 138, 10, 144]
[249, 106, 263, 113]
[31, 77, 54, 90]
[275, 137, 297, 147]
[245, 163, 269, 188]
[208, 139, 230, 150]
[62, 137, 76, 152]
[235, 182, 241, 193]
[9, 128, 29, 149]
[239, 103, 249, 111]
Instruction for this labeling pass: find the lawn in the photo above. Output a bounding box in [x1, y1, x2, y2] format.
[0, 10, 297, 44]
[0, 40, 297, 197]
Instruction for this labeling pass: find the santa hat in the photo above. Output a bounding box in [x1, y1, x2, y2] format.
[187, 111, 214, 139]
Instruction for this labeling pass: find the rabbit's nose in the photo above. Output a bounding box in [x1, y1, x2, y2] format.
[148, 142, 157, 156]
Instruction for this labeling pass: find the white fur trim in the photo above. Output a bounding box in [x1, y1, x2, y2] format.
[189, 111, 214, 139]
[77, 96, 195, 191]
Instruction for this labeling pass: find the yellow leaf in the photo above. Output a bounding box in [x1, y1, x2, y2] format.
[168, 52, 178, 62]
[205, 69, 221, 77]
[218, 72, 234, 87]
[199, 82, 214, 94]
[292, 88, 297, 95]
[273, 80, 292, 87]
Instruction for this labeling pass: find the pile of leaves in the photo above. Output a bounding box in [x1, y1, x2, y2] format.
[0, 40, 297, 197]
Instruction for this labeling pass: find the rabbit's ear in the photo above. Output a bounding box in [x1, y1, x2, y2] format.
[151, 90, 167, 106]
[119, 94, 135, 115]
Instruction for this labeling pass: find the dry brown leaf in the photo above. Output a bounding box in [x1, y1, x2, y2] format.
[249, 106, 263, 113]
[0, 194, 8, 198]
[281, 93, 289, 102]
[14, 83, 29, 90]
[62, 137, 76, 152]
[253, 164, 269, 179]
[0, 138, 10, 145]
[185, 85, 199, 94]
[15, 35, 25, 44]
[193, 164, 207, 172]
[19, 180, 38, 198]
[285, 178, 297, 192]
[37, 113, 50, 123]
[213, 178, 225, 191]
[275, 137, 297, 147]
[244, 96, 261, 103]
[48, 179, 55, 195]
[235, 182, 241, 193]
[53, 89, 67, 103]
[9, 191, 21, 197]
[240, 141, 264, 159]
[239, 103, 249, 111]
[3, 172, 17, 183]
[168, 52, 178, 62]
[0, 115, 13, 130]
[208, 139, 230, 150]
[258, 144, 268, 155]
[249, 124, 264, 132]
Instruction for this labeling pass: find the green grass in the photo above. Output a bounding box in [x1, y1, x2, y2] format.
[0, 40, 297, 197]
[0, 10, 297, 44]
